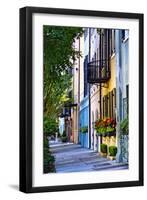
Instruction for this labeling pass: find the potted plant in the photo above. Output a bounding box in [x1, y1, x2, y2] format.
[108, 146, 117, 160]
[61, 131, 68, 143]
[95, 118, 116, 136]
[105, 118, 116, 136]
[80, 126, 88, 134]
[100, 143, 108, 157]
[95, 119, 107, 136]
[120, 117, 128, 135]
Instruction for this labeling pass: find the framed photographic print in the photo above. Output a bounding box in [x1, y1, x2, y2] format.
[19, 6, 144, 193]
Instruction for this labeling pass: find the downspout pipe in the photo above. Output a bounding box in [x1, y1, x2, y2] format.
[88, 28, 91, 149]
[99, 30, 102, 146]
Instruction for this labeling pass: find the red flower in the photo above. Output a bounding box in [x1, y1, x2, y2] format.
[95, 118, 116, 129]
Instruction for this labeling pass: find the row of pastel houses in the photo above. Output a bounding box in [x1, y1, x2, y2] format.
[59, 28, 129, 163]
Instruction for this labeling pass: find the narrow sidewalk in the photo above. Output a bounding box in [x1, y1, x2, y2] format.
[50, 142, 128, 173]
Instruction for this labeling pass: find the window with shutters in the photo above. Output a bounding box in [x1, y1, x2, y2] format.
[95, 109, 98, 121]
[108, 91, 112, 118]
[102, 88, 116, 120]
[108, 30, 112, 57]
[111, 30, 115, 53]
[106, 95, 109, 118]
[103, 96, 105, 118]
[87, 29, 110, 83]
[103, 95, 109, 118]
[108, 30, 115, 57]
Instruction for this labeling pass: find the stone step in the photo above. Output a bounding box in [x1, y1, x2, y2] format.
[50, 142, 129, 173]
[93, 163, 128, 171]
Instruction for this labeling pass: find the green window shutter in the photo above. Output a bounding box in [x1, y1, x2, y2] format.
[108, 92, 111, 118]
[105, 95, 108, 118]
[111, 90, 113, 118]
[103, 96, 105, 118]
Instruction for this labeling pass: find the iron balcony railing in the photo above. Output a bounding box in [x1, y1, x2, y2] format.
[87, 59, 110, 83]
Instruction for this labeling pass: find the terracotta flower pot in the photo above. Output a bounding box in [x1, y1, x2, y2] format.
[107, 155, 116, 160]
[100, 152, 107, 157]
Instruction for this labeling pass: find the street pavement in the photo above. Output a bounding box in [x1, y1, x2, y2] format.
[50, 141, 128, 173]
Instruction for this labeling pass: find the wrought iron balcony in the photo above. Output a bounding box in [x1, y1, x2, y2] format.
[87, 59, 110, 83]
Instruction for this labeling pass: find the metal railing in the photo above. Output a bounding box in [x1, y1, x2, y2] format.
[87, 59, 110, 83]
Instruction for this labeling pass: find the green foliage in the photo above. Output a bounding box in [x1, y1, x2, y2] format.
[61, 136, 68, 143]
[43, 137, 56, 173]
[43, 116, 58, 136]
[61, 130, 68, 142]
[62, 130, 66, 137]
[120, 117, 128, 134]
[43, 26, 83, 118]
[95, 118, 116, 135]
[43, 26, 83, 167]
[107, 126, 115, 133]
[97, 127, 107, 135]
[80, 126, 88, 133]
[109, 146, 117, 157]
[100, 144, 108, 154]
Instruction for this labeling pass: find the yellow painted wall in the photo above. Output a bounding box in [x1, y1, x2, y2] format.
[90, 54, 117, 150]
[102, 136, 116, 147]
[101, 55, 117, 147]
[102, 55, 116, 96]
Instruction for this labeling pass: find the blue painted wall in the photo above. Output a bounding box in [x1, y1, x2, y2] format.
[79, 96, 89, 148]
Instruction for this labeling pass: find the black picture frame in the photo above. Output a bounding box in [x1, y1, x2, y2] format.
[19, 6, 144, 193]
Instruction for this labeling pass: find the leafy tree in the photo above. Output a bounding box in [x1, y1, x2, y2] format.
[43, 116, 59, 137]
[43, 26, 83, 119]
[43, 26, 83, 173]
[44, 137, 56, 173]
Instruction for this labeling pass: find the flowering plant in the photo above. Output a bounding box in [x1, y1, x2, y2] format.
[95, 118, 116, 135]
[80, 126, 88, 133]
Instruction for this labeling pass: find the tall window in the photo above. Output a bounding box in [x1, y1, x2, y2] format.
[111, 30, 115, 53]
[103, 95, 109, 118]
[122, 30, 125, 41]
[108, 29, 115, 57]
[103, 88, 116, 119]
[122, 30, 129, 41]
[95, 109, 98, 120]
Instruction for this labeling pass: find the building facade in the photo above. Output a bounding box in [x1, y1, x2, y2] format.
[115, 30, 129, 163]
[59, 27, 129, 164]
[79, 29, 89, 148]
[87, 28, 117, 153]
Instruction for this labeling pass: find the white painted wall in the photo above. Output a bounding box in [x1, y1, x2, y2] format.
[59, 118, 65, 135]
[89, 29, 100, 150]
[0, 0, 146, 199]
